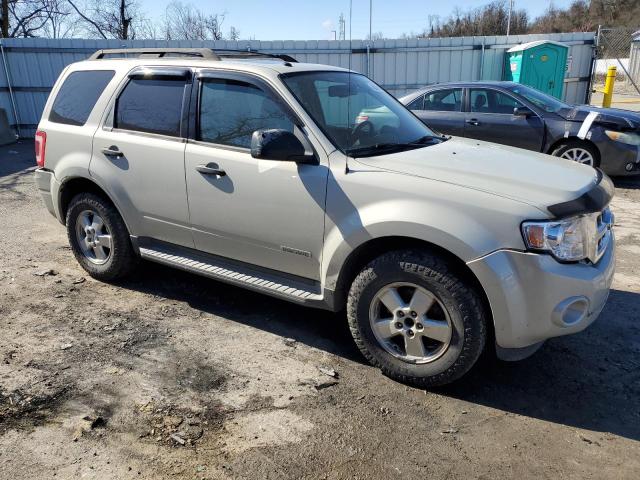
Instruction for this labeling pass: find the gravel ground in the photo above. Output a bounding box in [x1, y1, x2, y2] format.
[1, 140, 639, 479]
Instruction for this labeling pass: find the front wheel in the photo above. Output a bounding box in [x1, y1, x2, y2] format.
[347, 250, 487, 387]
[552, 140, 600, 168]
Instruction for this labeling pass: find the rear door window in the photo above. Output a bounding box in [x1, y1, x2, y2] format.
[115, 78, 187, 137]
[198, 78, 293, 148]
[49, 70, 115, 126]
[423, 88, 463, 112]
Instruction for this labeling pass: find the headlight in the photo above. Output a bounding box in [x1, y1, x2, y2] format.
[522, 216, 590, 261]
[604, 130, 640, 146]
[522, 209, 614, 263]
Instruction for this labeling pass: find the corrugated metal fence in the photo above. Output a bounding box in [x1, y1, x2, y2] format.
[0, 32, 595, 138]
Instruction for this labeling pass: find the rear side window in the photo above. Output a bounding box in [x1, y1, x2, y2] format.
[198, 78, 293, 148]
[424, 88, 463, 112]
[115, 78, 186, 137]
[49, 70, 114, 126]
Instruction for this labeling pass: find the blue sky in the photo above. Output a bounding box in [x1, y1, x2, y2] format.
[143, 0, 575, 40]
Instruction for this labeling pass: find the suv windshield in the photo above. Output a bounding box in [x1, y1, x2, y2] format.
[505, 84, 569, 113]
[282, 71, 441, 157]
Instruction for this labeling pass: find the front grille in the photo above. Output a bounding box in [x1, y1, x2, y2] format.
[589, 208, 613, 264]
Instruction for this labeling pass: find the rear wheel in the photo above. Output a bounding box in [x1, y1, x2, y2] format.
[66, 193, 137, 281]
[346, 250, 487, 387]
[552, 140, 600, 167]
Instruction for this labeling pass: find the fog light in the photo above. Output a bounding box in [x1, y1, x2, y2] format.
[625, 162, 634, 171]
[552, 296, 590, 327]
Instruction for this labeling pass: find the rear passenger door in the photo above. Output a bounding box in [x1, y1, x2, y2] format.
[463, 88, 544, 150]
[90, 67, 193, 247]
[406, 88, 465, 136]
[184, 71, 328, 280]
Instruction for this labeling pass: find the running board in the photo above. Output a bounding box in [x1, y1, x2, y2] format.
[138, 244, 327, 307]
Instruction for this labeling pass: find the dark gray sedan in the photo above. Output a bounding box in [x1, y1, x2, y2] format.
[398, 81, 640, 176]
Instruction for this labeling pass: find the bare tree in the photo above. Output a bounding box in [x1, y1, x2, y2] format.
[162, 1, 235, 41]
[67, 0, 151, 39]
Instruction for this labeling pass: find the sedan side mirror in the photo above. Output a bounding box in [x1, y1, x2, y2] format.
[513, 106, 534, 117]
[250, 129, 317, 164]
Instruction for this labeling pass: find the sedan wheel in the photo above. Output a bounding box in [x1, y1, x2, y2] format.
[558, 147, 595, 166]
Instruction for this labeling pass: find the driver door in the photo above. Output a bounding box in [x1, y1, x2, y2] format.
[184, 72, 328, 280]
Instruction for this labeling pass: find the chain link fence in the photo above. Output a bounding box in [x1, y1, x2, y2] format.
[594, 26, 640, 97]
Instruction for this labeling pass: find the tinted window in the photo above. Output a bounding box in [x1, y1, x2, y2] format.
[198, 79, 293, 148]
[49, 70, 114, 126]
[115, 78, 186, 136]
[470, 88, 524, 114]
[423, 88, 463, 112]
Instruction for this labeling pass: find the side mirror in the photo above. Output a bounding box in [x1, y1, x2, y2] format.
[250, 129, 316, 164]
[513, 106, 533, 117]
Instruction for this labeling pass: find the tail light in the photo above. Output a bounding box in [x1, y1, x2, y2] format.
[35, 130, 47, 168]
[355, 115, 369, 124]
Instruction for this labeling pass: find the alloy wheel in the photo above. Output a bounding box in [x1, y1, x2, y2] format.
[75, 210, 112, 265]
[368, 282, 453, 364]
[560, 147, 594, 166]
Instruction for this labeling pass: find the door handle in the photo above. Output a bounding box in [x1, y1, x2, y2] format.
[466, 119, 480, 126]
[196, 163, 226, 177]
[102, 146, 124, 157]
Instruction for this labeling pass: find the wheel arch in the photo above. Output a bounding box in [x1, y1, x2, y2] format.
[546, 136, 601, 163]
[331, 236, 494, 340]
[58, 176, 130, 232]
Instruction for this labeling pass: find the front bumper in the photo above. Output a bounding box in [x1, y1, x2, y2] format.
[467, 236, 615, 355]
[598, 138, 640, 176]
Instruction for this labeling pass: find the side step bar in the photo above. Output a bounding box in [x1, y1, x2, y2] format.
[139, 245, 328, 308]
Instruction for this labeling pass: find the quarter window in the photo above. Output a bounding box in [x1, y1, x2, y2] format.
[49, 70, 114, 126]
[423, 88, 463, 112]
[115, 78, 187, 137]
[470, 89, 525, 114]
[198, 79, 293, 148]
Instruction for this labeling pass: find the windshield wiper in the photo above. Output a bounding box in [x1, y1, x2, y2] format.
[346, 136, 442, 158]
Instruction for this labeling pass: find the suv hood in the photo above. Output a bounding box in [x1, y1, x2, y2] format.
[355, 137, 598, 214]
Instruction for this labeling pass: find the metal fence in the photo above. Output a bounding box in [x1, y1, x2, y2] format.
[594, 26, 640, 96]
[0, 32, 596, 138]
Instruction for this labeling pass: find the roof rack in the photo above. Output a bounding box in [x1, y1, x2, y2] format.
[88, 48, 297, 63]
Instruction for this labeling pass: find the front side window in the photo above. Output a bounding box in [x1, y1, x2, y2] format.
[198, 78, 293, 148]
[470, 88, 525, 114]
[424, 88, 463, 112]
[282, 71, 440, 157]
[49, 70, 114, 126]
[506, 84, 568, 113]
[115, 78, 186, 137]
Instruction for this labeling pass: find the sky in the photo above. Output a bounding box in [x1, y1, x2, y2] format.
[142, 0, 576, 40]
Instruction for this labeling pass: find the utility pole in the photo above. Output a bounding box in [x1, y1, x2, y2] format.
[369, 0, 373, 42]
[338, 12, 345, 41]
[506, 0, 513, 39]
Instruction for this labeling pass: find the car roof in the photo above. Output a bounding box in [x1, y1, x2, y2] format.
[71, 56, 351, 79]
[399, 81, 519, 101]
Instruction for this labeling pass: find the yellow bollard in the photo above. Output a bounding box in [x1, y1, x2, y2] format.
[602, 66, 616, 108]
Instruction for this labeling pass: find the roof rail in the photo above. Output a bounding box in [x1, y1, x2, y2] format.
[89, 48, 219, 60]
[88, 48, 298, 63]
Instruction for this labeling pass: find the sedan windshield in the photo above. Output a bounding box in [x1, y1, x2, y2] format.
[505, 83, 569, 113]
[282, 71, 441, 157]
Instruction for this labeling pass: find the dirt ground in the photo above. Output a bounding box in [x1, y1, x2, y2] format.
[1, 140, 639, 480]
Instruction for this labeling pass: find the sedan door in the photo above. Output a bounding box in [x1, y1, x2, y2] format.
[463, 88, 544, 150]
[184, 72, 328, 280]
[406, 87, 466, 136]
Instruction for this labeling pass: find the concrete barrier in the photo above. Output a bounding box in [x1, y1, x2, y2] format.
[0, 108, 16, 145]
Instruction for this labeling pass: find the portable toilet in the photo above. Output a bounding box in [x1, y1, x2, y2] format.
[504, 40, 569, 99]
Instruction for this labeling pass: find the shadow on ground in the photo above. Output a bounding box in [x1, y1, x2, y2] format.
[119, 261, 640, 443]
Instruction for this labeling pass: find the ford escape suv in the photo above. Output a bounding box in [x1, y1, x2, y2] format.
[34, 48, 615, 387]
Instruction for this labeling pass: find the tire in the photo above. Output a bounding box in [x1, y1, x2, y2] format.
[346, 250, 486, 388]
[66, 193, 137, 281]
[551, 140, 600, 168]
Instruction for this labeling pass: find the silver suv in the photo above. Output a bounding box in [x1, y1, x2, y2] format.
[34, 48, 615, 386]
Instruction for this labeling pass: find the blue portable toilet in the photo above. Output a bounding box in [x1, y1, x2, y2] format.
[504, 40, 569, 99]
